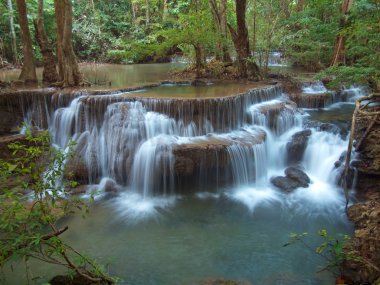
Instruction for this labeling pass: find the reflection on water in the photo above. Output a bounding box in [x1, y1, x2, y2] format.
[133, 82, 262, 98]
[4, 193, 352, 285]
[0, 63, 186, 89]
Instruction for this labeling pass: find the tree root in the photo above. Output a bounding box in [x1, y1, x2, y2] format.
[342, 93, 380, 208]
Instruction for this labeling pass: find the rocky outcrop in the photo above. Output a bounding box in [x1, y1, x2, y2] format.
[249, 99, 300, 134]
[286, 129, 312, 165]
[285, 167, 310, 187]
[343, 106, 380, 284]
[66, 129, 267, 189]
[343, 191, 380, 284]
[287, 92, 332, 109]
[173, 130, 266, 178]
[353, 113, 380, 177]
[271, 167, 311, 192]
[304, 121, 344, 136]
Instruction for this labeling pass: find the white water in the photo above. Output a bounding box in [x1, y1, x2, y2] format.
[8, 83, 359, 285]
[302, 81, 328, 94]
[41, 84, 355, 219]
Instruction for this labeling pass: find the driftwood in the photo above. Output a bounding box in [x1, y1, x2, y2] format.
[342, 93, 380, 207]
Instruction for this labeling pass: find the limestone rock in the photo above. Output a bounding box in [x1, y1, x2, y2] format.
[286, 129, 312, 165]
[285, 166, 311, 187]
[344, 191, 380, 284]
[271, 167, 311, 192]
[270, 176, 300, 192]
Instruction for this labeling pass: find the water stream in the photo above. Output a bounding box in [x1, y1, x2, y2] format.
[3, 68, 365, 285]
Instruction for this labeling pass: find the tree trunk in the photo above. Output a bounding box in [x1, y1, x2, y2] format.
[209, 0, 231, 62]
[194, 44, 205, 78]
[296, 0, 305, 12]
[131, 2, 137, 24]
[228, 0, 249, 78]
[331, 0, 354, 66]
[162, 0, 168, 20]
[54, 0, 64, 81]
[54, 0, 82, 87]
[219, 0, 230, 62]
[15, 0, 37, 82]
[89, 0, 95, 12]
[7, 0, 18, 65]
[252, 0, 257, 55]
[145, 0, 150, 25]
[35, 0, 58, 83]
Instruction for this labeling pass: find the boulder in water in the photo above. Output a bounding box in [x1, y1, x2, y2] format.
[270, 176, 301, 192]
[285, 166, 311, 187]
[286, 129, 312, 165]
[303, 120, 344, 136]
[271, 167, 311, 192]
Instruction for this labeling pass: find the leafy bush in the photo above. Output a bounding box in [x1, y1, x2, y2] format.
[283, 229, 356, 278]
[0, 129, 115, 284]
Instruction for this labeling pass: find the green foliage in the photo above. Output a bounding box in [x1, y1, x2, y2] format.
[316, 65, 379, 89]
[0, 128, 115, 284]
[282, 0, 341, 70]
[316, 0, 380, 89]
[284, 229, 355, 277]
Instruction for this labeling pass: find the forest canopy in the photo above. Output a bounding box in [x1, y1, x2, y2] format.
[0, 0, 379, 88]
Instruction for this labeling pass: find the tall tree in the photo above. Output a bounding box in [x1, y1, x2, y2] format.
[7, 0, 18, 64]
[54, 0, 82, 87]
[331, 0, 354, 66]
[15, 0, 37, 82]
[34, 0, 58, 83]
[209, 0, 231, 62]
[145, 0, 150, 25]
[228, 0, 249, 78]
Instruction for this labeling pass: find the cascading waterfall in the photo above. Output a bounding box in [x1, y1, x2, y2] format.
[18, 82, 361, 217]
[302, 81, 328, 94]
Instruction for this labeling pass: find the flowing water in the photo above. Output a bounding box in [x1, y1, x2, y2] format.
[3, 74, 366, 284]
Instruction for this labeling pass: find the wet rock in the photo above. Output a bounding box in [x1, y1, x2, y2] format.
[271, 167, 311, 192]
[69, 185, 88, 195]
[334, 151, 347, 168]
[103, 179, 118, 193]
[49, 274, 96, 285]
[0, 109, 23, 135]
[173, 130, 266, 177]
[191, 79, 208, 86]
[285, 166, 310, 187]
[353, 114, 380, 176]
[303, 120, 343, 135]
[287, 92, 332, 109]
[65, 133, 96, 184]
[286, 129, 312, 165]
[343, 191, 380, 284]
[270, 176, 301, 192]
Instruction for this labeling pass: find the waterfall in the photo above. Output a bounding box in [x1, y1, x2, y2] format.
[303, 130, 347, 181]
[302, 81, 327, 94]
[130, 135, 175, 197]
[9, 82, 358, 217]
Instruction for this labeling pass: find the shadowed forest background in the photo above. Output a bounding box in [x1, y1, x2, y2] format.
[0, 0, 379, 88]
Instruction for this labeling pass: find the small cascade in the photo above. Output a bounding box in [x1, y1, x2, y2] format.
[247, 99, 302, 135]
[130, 135, 175, 197]
[303, 130, 347, 181]
[334, 86, 366, 103]
[290, 82, 368, 109]
[302, 81, 327, 94]
[50, 97, 83, 147]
